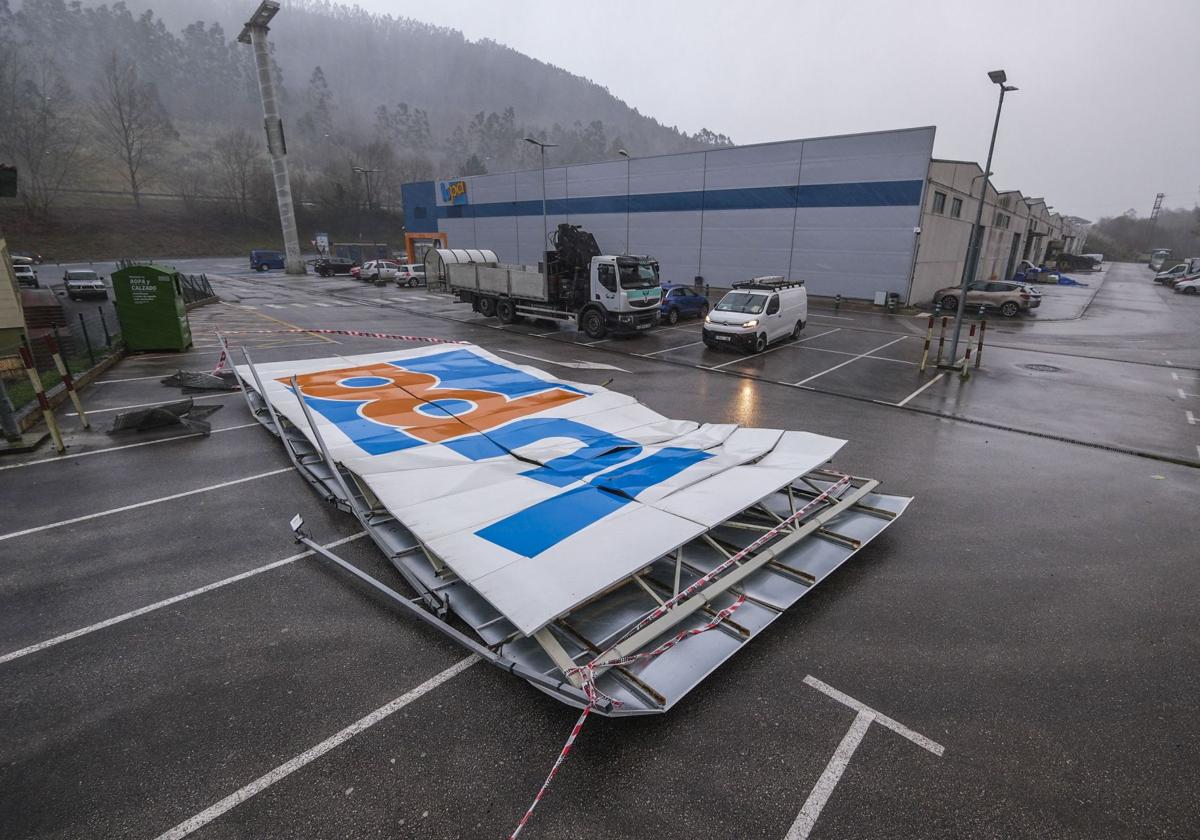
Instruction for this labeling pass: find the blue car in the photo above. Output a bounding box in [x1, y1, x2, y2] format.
[250, 249, 285, 271]
[659, 284, 710, 324]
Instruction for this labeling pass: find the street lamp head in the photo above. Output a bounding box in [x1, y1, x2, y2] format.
[237, 0, 280, 43]
[987, 69, 1007, 85]
[523, 137, 558, 149]
[618, 149, 630, 158]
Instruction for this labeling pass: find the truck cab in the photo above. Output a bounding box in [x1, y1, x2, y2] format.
[581, 256, 661, 338]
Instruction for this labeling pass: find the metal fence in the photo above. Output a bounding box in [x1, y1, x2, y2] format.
[180, 273, 216, 304]
[0, 308, 123, 424]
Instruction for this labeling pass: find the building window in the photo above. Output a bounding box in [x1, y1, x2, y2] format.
[951, 197, 963, 218]
[932, 191, 946, 214]
[993, 211, 1010, 229]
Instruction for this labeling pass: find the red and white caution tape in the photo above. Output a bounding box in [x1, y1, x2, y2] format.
[209, 328, 469, 344]
[509, 473, 853, 838]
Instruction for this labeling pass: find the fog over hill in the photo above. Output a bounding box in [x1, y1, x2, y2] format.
[0, 0, 732, 220]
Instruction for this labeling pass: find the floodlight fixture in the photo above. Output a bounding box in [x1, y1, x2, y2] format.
[237, 0, 280, 43]
[987, 69, 1007, 85]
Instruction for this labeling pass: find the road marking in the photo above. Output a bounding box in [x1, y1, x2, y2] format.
[803, 675, 945, 756]
[264, 304, 287, 309]
[492, 349, 629, 372]
[66, 391, 237, 416]
[1165, 360, 1173, 366]
[809, 313, 857, 321]
[895, 372, 946, 407]
[0, 468, 292, 543]
[0, 532, 366, 665]
[152, 656, 478, 840]
[793, 336, 907, 385]
[312, 302, 332, 307]
[0, 422, 259, 472]
[1171, 372, 1179, 381]
[1187, 410, 1196, 426]
[1178, 388, 1194, 399]
[785, 710, 874, 840]
[94, 374, 168, 384]
[785, 675, 944, 840]
[706, 328, 842, 371]
[641, 340, 705, 356]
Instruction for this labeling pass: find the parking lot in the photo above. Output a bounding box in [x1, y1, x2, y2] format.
[1, 260, 1197, 839]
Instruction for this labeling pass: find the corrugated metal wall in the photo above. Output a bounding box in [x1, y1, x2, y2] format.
[402, 127, 935, 300]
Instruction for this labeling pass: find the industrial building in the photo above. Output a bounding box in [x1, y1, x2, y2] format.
[401, 126, 1088, 305]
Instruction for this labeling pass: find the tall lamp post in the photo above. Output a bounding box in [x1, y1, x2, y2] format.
[352, 166, 382, 211]
[619, 148, 631, 254]
[523, 137, 558, 276]
[948, 69, 1017, 367]
[238, 1, 305, 275]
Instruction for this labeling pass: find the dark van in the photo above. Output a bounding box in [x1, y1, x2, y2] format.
[250, 249, 285, 271]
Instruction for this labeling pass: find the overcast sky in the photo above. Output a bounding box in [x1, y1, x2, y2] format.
[351, 0, 1199, 221]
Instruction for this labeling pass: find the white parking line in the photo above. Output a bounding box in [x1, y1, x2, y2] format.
[94, 374, 168, 384]
[0, 467, 292, 543]
[312, 302, 332, 307]
[153, 656, 478, 840]
[809, 312, 857, 321]
[66, 391, 237, 417]
[707, 328, 842, 371]
[785, 675, 944, 840]
[1187, 410, 1196, 425]
[793, 336, 906, 385]
[641, 340, 705, 356]
[0, 532, 366, 665]
[895, 372, 946, 407]
[0, 422, 259, 472]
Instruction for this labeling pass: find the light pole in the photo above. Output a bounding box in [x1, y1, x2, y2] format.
[238, 1, 305, 275]
[619, 148, 631, 254]
[524, 137, 557, 276]
[352, 166, 382, 211]
[947, 69, 1017, 368]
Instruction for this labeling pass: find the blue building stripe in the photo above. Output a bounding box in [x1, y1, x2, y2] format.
[402, 179, 922, 230]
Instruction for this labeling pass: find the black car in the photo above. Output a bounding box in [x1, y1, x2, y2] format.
[311, 257, 357, 277]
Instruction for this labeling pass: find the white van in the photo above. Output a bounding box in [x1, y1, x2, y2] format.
[702, 277, 807, 353]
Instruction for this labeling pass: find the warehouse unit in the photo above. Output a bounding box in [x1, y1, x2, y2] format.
[403, 127, 936, 301]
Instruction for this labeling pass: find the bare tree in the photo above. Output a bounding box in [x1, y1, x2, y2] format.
[212, 128, 260, 218]
[0, 56, 86, 218]
[91, 52, 176, 207]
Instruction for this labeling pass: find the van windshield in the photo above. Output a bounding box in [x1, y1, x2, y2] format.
[616, 259, 659, 289]
[715, 292, 766, 314]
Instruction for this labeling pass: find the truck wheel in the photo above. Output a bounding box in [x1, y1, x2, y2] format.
[496, 298, 518, 324]
[478, 296, 496, 317]
[581, 309, 607, 339]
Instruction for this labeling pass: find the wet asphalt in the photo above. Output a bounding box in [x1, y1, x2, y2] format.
[0, 261, 1196, 839]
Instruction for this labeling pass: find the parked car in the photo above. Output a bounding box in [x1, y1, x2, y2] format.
[1154, 264, 1190, 284]
[659, 284, 710, 324]
[361, 259, 401, 284]
[395, 264, 426, 287]
[349, 265, 362, 280]
[12, 252, 43, 264]
[62, 269, 108, 300]
[1173, 277, 1200, 296]
[1083, 253, 1104, 265]
[311, 257, 356, 277]
[934, 280, 1040, 317]
[250, 249, 285, 271]
[702, 276, 807, 352]
[13, 263, 38, 288]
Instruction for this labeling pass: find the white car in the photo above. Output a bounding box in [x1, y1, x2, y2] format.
[702, 276, 807, 353]
[395, 264, 426, 287]
[63, 269, 108, 300]
[1174, 276, 1200, 296]
[13, 263, 38, 288]
[360, 260, 401, 284]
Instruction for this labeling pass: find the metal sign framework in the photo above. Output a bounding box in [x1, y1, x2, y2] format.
[230, 340, 911, 715]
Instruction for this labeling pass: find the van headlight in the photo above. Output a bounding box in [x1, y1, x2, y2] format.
[704, 315, 712, 324]
[742, 319, 758, 328]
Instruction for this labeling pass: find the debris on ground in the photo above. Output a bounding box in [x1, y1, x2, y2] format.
[160, 369, 240, 392]
[109, 399, 224, 435]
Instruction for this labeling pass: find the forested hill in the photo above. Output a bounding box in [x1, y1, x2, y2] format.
[1, 0, 732, 216]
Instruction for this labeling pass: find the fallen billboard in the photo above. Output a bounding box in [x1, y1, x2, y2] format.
[237, 343, 910, 715]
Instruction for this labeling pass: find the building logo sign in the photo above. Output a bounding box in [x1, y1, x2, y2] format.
[439, 179, 469, 205]
[282, 348, 710, 556]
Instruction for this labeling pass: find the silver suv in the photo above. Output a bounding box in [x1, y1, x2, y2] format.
[934, 280, 1041, 318]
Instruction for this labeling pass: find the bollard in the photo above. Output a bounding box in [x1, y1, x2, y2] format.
[960, 322, 977, 378]
[45, 334, 89, 429]
[974, 319, 987, 369]
[919, 311, 936, 372]
[79, 314, 96, 366]
[834, 293, 842, 313]
[977, 303, 986, 320]
[18, 345, 65, 452]
[97, 306, 111, 346]
[934, 316, 948, 367]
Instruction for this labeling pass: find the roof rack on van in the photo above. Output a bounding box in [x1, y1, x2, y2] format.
[731, 275, 805, 291]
